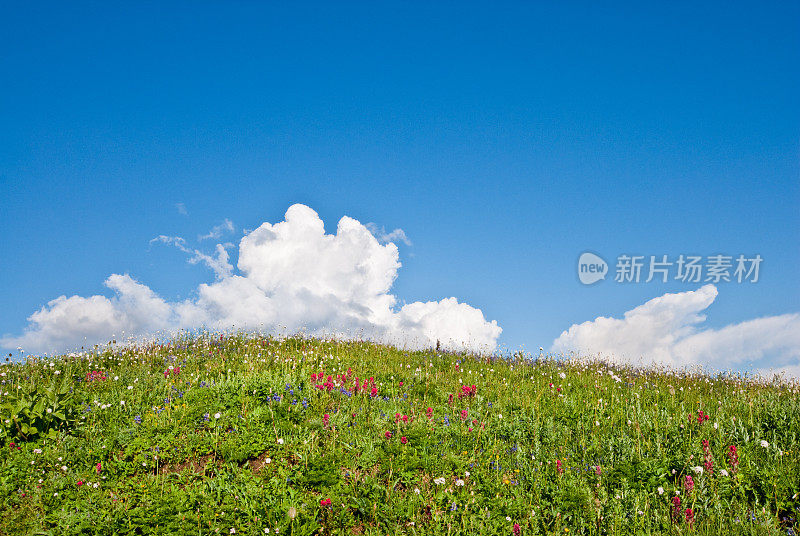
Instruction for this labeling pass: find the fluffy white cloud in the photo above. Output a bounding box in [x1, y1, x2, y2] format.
[2, 204, 500, 355]
[552, 284, 800, 376]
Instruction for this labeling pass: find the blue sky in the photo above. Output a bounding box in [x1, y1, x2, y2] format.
[1, 3, 798, 373]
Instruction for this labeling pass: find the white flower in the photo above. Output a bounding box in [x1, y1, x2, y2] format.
[277, 438, 284, 445]
[214, 412, 221, 419]
[414, 488, 420, 494]
[230, 529, 236, 534]
[61, 465, 67, 472]
[464, 471, 470, 477]
[265, 458, 271, 464]
[455, 479, 465, 486]
[720, 469, 729, 477]
[760, 440, 769, 448]
[505, 516, 512, 522]
[47, 408, 52, 414]
[33, 449, 42, 454]
[498, 414, 502, 419]
[433, 477, 446, 485]
[657, 486, 665, 495]
[559, 372, 566, 379]
[713, 422, 718, 430]
[691, 466, 704, 475]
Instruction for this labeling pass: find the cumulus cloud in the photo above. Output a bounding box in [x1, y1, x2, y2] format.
[2, 204, 500, 355]
[552, 285, 800, 375]
[199, 219, 234, 241]
[365, 223, 412, 246]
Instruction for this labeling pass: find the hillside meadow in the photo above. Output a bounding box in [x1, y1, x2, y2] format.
[1, 334, 799, 535]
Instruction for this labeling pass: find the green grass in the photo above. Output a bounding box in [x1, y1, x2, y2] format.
[1, 333, 799, 535]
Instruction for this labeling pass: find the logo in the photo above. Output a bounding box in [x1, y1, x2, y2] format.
[578, 252, 608, 285]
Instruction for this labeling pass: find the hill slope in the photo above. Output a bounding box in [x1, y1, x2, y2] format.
[1, 334, 799, 535]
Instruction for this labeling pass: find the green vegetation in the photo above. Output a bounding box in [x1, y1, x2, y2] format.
[1, 334, 798, 535]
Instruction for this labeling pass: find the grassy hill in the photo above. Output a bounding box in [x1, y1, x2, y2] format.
[1, 334, 798, 535]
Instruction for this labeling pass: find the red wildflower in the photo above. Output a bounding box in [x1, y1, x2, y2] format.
[727, 445, 739, 473]
[684, 475, 694, 493]
[672, 496, 682, 522]
[513, 523, 521, 536]
[322, 414, 330, 428]
[556, 459, 563, 475]
[400, 436, 408, 445]
[96, 462, 102, 474]
[685, 507, 695, 526]
[320, 498, 331, 507]
[385, 431, 392, 439]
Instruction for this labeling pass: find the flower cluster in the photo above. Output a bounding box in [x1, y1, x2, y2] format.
[458, 384, 477, 399]
[85, 370, 107, 383]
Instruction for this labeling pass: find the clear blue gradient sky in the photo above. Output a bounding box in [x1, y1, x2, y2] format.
[1, 3, 798, 371]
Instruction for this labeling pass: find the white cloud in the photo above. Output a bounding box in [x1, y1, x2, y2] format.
[176, 203, 188, 216]
[199, 219, 234, 241]
[2, 204, 500, 355]
[552, 285, 800, 376]
[150, 235, 234, 279]
[365, 223, 412, 246]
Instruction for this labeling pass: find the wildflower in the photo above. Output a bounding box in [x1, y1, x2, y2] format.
[319, 498, 331, 507]
[414, 488, 420, 494]
[719, 469, 729, 476]
[401, 436, 408, 445]
[684, 475, 694, 493]
[134, 415, 142, 424]
[434, 477, 446, 485]
[277, 438, 284, 445]
[513, 523, 521, 536]
[691, 466, 703, 475]
[455, 479, 464, 486]
[96, 462, 102, 474]
[657, 486, 664, 495]
[385, 431, 392, 439]
[214, 412, 221, 419]
[727, 445, 739, 472]
[556, 459, 563, 475]
[685, 507, 695, 526]
[671, 496, 682, 522]
[322, 414, 329, 427]
[760, 440, 769, 448]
